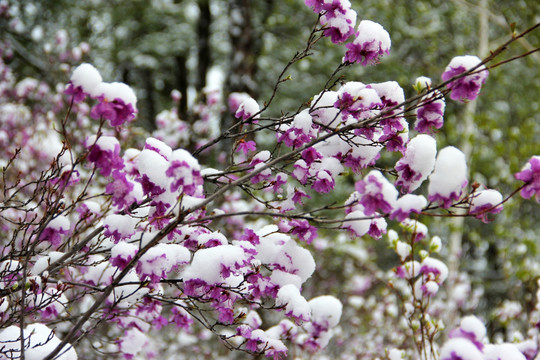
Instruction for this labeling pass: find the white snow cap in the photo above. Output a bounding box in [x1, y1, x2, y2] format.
[94, 81, 137, 108]
[356, 20, 391, 52]
[103, 214, 136, 239]
[48, 215, 71, 231]
[276, 284, 311, 322]
[310, 90, 340, 126]
[428, 146, 468, 206]
[459, 315, 486, 341]
[308, 295, 343, 328]
[183, 244, 246, 285]
[440, 338, 483, 360]
[70, 63, 102, 94]
[470, 189, 503, 213]
[395, 134, 437, 193]
[344, 209, 371, 237]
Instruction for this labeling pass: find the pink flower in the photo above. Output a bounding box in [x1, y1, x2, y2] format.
[106, 171, 135, 210]
[355, 170, 398, 215]
[515, 155, 540, 201]
[344, 20, 391, 65]
[235, 98, 260, 122]
[64, 83, 86, 103]
[86, 136, 124, 177]
[441, 55, 488, 102]
[415, 92, 446, 133]
[236, 140, 256, 155]
[289, 219, 318, 244]
[312, 170, 335, 193]
[91, 97, 137, 127]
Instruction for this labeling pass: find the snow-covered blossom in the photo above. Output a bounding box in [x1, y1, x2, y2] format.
[235, 97, 260, 122]
[441, 55, 489, 102]
[484, 344, 527, 360]
[447, 315, 486, 351]
[515, 155, 540, 201]
[228, 92, 251, 113]
[166, 148, 203, 196]
[428, 146, 468, 208]
[278, 109, 315, 148]
[395, 134, 437, 193]
[390, 194, 427, 221]
[86, 135, 124, 177]
[355, 170, 398, 215]
[334, 81, 381, 119]
[136, 243, 190, 283]
[105, 170, 141, 210]
[310, 90, 340, 126]
[103, 214, 136, 243]
[344, 20, 391, 65]
[110, 241, 138, 270]
[90, 82, 138, 127]
[288, 219, 318, 244]
[440, 337, 483, 360]
[307, 0, 357, 43]
[118, 328, 148, 359]
[415, 91, 446, 133]
[64, 63, 102, 103]
[39, 215, 70, 248]
[469, 189, 503, 222]
[276, 284, 311, 323]
[343, 209, 371, 237]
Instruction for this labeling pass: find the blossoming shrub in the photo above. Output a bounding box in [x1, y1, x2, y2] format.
[0, 1, 539, 359]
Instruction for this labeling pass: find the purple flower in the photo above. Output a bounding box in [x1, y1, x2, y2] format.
[170, 306, 193, 330]
[64, 83, 86, 103]
[91, 97, 137, 127]
[344, 20, 391, 65]
[289, 219, 318, 244]
[137, 173, 166, 197]
[166, 160, 203, 195]
[292, 188, 311, 205]
[293, 160, 310, 185]
[441, 55, 488, 102]
[469, 189, 503, 223]
[240, 229, 260, 245]
[311, 170, 335, 193]
[235, 97, 260, 122]
[415, 93, 446, 133]
[356, 171, 398, 215]
[515, 156, 540, 202]
[319, 5, 357, 44]
[304, 0, 324, 12]
[106, 170, 135, 210]
[236, 140, 256, 155]
[86, 136, 124, 177]
[39, 216, 71, 248]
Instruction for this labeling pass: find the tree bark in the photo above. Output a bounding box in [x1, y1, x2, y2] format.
[196, 0, 211, 93]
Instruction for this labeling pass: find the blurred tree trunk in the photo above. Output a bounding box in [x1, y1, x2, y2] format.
[446, 0, 490, 328]
[175, 55, 188, 119]
[196, 0, 211, 93]
[225, 0, 258, 96]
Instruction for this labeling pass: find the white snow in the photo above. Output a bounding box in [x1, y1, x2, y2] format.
[70, 63, 102, 95]
[428, 146, 467, 201]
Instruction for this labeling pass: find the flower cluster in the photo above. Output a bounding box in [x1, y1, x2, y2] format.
[515, 155, 540, 201]
[65, 63, 137, 127]
[344, 20, 391, 65]
[305, 0, 357, 44]
[441, 55, 489, 102]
